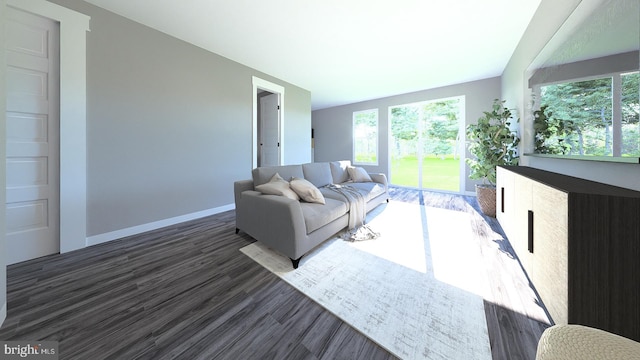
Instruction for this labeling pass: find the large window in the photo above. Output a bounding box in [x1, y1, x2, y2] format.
[537, 71, 640, 157]
[353, 109, 378, 165]
[389, 97, 463, 192]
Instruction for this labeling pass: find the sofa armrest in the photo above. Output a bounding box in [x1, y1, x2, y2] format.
[234, 179, 254, 206]
[236, 191, 307, 259]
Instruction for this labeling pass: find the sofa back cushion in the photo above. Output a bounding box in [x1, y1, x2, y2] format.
[302, 162, 333, 188]
[330, 160, 351, 184]
[252, 165, 304, 186]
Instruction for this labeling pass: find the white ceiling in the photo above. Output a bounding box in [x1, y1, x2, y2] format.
[83, 0, 542, 110]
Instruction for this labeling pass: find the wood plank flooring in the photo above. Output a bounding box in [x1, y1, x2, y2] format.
[0, 187, 550, 359]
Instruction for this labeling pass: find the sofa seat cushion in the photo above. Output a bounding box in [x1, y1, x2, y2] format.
[300, 198, 348, 234]
[340, 182, 386, 201]
[319, 187, 349, 203]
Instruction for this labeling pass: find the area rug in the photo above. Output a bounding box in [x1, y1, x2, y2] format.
[240, 201, 492, 360]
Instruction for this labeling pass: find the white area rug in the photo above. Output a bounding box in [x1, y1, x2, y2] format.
[240, 201, 492, 360]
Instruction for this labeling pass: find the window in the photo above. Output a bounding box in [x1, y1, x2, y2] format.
[353, 109, 378, 165]
[389, 97, 464, 192]
[537, 71, 640, 157]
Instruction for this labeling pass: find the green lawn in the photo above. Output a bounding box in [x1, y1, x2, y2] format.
[391, 155, 460, 191]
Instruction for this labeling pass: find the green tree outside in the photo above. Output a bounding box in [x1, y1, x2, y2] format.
[539, 72, 639, 156]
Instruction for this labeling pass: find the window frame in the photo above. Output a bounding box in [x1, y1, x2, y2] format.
[534, 70, 639, 157]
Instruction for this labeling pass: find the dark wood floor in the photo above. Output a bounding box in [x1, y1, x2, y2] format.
[0, 187, 550, 359]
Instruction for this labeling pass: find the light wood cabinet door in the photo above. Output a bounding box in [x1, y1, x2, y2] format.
[531, 182, 569, 325]
[512, 174, 533, 273]
[496, 166, 514, 237]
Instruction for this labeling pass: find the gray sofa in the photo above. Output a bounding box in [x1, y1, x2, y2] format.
[234, 160, 389, 268]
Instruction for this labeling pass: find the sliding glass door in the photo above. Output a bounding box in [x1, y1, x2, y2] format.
[389, 97, 464, 192]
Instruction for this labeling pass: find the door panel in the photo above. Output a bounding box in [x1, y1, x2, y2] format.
[496, 166, 514, 238]
[6, 17, 49, 57]
[5, 8, 60, 264]
[512, 174, 533, 272]
[532, 182, 569, 324]
[7, 200, 48, 233]
[7, 112, 48, 143]
[6, 157, 48, 186]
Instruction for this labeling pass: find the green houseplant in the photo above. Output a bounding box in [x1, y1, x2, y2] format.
[466, 99, 520, 217]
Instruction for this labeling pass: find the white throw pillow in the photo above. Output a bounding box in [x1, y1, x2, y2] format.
[347, 166, 372, 182]
[255, 173, 300, 200]
[290, 177, 326, 204]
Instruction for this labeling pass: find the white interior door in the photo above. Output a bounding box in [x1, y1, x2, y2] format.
[5, 8, 60, 264]
[259, 93, 280, 167]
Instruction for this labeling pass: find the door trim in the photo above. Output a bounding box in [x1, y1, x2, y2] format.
[1, 0, 6, 329]
[7, 0, 90, 253]
[252, 76, 284, 168]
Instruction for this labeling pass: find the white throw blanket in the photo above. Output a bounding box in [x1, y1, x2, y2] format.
[326, 184, 380, 241]
[326, 184, 366, 228]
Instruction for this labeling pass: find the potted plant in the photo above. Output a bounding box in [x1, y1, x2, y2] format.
[466, 99, 520, 217]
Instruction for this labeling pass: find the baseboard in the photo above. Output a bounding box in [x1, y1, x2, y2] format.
[86, 204, 235, 247]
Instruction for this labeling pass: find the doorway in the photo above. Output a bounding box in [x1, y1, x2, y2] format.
[252, 77, 284, 168]
[389, 96, 465, 192]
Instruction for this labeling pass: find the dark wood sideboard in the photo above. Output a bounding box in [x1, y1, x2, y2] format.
[496, 165, 640, 342]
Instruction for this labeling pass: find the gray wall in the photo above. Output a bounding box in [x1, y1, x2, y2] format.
[312, 77, 501, 193]
[502, 0, 640, 191]
[283, 87, 314, 165]
[0, 0, 7, 327]
[49, 0, 312, 236]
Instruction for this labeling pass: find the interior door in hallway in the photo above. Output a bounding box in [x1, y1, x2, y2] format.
[5, 8, 60, 264]
[259, 93, 280, 167]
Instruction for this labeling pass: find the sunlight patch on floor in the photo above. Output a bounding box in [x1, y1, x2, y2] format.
[348, 202, 489, 298]
[425, 207, 489, 298]
[345, 200, 552, 324]
[347, 202, 428, 273]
